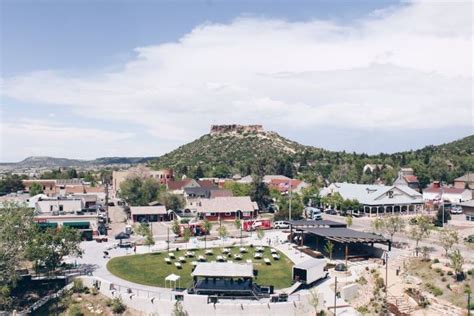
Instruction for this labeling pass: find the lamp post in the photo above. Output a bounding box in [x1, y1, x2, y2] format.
[288, 182, 292, 221]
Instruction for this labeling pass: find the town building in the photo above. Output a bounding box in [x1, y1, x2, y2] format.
[320, 182, 424, 216]
[267, 179, 310, 194]
[362, 164, 393, 174]
[454, 173, 474, 189]
[393, 168, 419, 190]
[112, 166, 173, 196]
[35, 196, 84, 213]
[423, 186, 472, 204]
[130, 205, 169, 223]
[460, 200, 474, 221]
[197, 196, 258, 221]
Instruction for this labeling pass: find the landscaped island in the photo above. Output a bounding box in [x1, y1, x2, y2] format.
[107, 246, 293, 289]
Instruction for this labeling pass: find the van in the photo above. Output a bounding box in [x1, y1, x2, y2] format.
[274, 221, 289, 229]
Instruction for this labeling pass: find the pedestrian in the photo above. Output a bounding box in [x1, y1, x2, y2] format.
[134, 245, 137, 254]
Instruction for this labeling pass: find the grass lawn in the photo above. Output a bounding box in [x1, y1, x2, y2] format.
[107, 246, 293, 289]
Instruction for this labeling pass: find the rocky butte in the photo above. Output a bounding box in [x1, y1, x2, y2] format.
[210, 124, 264, 135]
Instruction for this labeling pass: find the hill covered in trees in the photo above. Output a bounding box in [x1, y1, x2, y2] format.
[150, 126, 473, 187]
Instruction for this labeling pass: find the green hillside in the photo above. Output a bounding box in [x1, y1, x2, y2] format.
[150, 127, 473, 188]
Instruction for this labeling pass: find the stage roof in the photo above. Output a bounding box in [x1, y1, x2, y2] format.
[192, 262, 253, 278]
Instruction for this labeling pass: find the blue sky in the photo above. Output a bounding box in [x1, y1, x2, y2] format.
[1, 0, 472, 161]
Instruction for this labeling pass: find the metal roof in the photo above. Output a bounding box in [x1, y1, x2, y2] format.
[286, 220, 346, 228]
[302, 227, 389, 244]
[192, 262, 254, 278]
[294, 258, 327, 270]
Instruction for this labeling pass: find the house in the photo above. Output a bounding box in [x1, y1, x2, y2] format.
[130, 205, 169, 223]
[454, 173, 474, 189]
[262, 175, 291, 184]
[362, 164, 393, 174]
[236, 175, 253, 184]
[423, 186, 472, 204]
[393, 169, 419, 191]
[197, 196, 258, 221]
[268, 179, 310, 194]
[320, 182, 424, 216]
[460, 200, 474, 221]
[167, 179, 200, 195]
[22, 179, 56, 196]
[112, 166, 173, 196]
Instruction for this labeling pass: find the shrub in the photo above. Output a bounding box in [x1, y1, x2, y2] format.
[467, 269, 473, 276]
[433, 258, 440, 264]
[357, 306, 369, 314]
[68, 304, 84, 316]
[434, 268, 442, 274]
[356, 276, 367, 285]
[426, 283, 443, 296]
[111, 297, 127, 314]
[447, 271, 453, 276]
[90, 287, 98, 296]
[72, 279, 85, 293]
[441, 277, 447, 282]
[375, 277, 385, 290]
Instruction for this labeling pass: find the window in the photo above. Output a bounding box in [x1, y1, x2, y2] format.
[225, 212, 232, 216]
[50, 205, 53, 211]
[59, 205, 64, 211]
[466, 215, 474, 221]
[387, 190, 394, 198]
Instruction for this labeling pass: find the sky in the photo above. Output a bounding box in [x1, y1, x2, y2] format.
[0, 0, 472, 162]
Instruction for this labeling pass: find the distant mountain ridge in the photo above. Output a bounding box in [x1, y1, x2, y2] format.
[0, 156, 157, 168]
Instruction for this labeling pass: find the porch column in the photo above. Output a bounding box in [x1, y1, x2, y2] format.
[384, 206, 387, 216]
[376, 207, 379, 217]
[392, 206, 394, 215]
[345, 244, 349, 267]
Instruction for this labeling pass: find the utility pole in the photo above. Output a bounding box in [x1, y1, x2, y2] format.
[104, 176, 110, 234]
[442, 186, 445, 228]
[334, 276, 337, 316]
[289, 181, 292, 221]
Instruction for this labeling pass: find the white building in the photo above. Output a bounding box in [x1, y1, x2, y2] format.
[35, 197, 83, 213]
[423, 187, 472, 204]
[320, 182, 424, 216]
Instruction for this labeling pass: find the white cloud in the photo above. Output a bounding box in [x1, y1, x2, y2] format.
[1, 0, 472, 159]
[0, 119, 135, 161]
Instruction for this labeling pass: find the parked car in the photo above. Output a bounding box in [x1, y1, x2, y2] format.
[464, 235, 474, 243]
[325, 209, 338, 215]
[274, 221, 289, 229]
[450, 206, 462, 214]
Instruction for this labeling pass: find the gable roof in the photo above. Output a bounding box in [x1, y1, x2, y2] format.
[167, 179, 195, 191]
[403, 175, 419, 183]
[423, 187, 469, 194]
[198, 196, 256, 213]
[196, 180, 217, 189]
[209, 189, 233, 198]
[455, 173, 474, 182]
[323, 183, 422, 206]
[130, 205, 167, 216]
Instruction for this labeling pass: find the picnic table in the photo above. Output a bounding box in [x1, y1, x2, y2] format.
[254, 253, 263, 259]
[271, 248, 278, 254]
[185, 251, 195, 257]
[222, 248, 231, 254]
[198, 255, 206, 262]
[168, 252, 175, 258]
[239, 247, 248, 253]
[205, 249, 213, 255]
[272, 254, 280, 260]
[165, 257, 172, 264]
[174, 262, 182, 269]
[246, 259, 252, 264]
[264, 258, 271, 265]
[256, 246, 264, 252]
[179, 256, 186, 263]
[216, 255, 225, 262]
[191, 261, 198, 266]
[234, 254, 243, 260]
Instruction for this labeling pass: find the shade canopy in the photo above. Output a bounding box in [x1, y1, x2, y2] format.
[115, 232, 130, 240]
[302, 227, 389, 244]
[165, 274, 181, 282]
[192, 262, 253, 278]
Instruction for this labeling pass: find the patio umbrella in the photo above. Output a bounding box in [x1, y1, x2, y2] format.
[115, 232, 130, 245]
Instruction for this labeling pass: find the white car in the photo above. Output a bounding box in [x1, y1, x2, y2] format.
[450, 206, 462, 214]
[274, 221, 289, 229]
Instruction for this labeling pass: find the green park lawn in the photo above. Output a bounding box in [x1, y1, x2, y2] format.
[107, 246, 293, 289]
